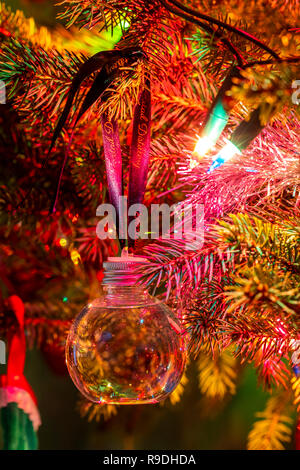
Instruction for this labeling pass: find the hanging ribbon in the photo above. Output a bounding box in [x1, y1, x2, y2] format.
[47, 46, 150, 246]
[101, 79, 151, 248]
[128, 79, 151, 208]
[100, 112, 125, 246]
[46, 47, 145, 213]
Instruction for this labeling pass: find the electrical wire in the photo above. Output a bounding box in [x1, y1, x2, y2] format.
[160, 0, 245, 66]
[164, 0, 281, 60]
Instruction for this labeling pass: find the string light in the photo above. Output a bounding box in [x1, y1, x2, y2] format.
[193, 67, 240, 159]
[207, 140, 241, 173]
[59, 237, 68, 247]
[70, 249, 81, 265]
[207, 105, 270, 173]
[194, 135, 215, 158]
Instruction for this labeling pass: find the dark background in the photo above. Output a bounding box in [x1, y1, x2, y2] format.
[0, 346, 269, 449]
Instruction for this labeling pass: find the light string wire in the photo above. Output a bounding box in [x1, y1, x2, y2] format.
[159, 0, 245, 66]
[161, 0, 281, 60]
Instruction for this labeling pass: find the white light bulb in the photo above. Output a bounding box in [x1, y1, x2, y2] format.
[193, 136, 214, 158]
[207, 141, 241, 173]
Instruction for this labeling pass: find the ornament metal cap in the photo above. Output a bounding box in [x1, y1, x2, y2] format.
[103, 250, 148, 286]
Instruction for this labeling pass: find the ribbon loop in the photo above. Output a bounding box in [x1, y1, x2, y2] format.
[101, 79, 151, 248]
[100, 111, 125, 247]
[129, 80, 151, 208]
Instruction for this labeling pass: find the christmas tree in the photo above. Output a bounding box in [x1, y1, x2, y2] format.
[0, 0, 299, 450]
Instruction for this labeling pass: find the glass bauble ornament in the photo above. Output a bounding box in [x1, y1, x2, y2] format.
[66, 255, 186, 404]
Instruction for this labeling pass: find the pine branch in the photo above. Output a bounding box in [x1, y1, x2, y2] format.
[197, 349, 237, 399]
[183, 277, 232, 356]
[247, 393, 293, 450]
[0, 39, 87, 123]
[229, 63, 300, 122]
[291, 376, 300, 413]
[194, 0, 299, 47]
[57, 0, 135, 30]
[167, 370, 189, 405]
[77, 399, 118, 422]
[210, 212, 300, 319]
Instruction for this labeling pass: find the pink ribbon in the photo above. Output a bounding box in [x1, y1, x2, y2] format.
[129, 81, 151, 208]
[101, 81, 151, 247]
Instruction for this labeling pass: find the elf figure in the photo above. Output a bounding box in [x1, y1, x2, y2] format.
[0, 296, 41, 450]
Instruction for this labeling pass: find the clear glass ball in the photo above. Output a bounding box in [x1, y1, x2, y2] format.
[66, 286, 186, 404]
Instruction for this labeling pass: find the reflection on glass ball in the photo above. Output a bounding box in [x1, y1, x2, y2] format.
[66, 288, 186, 404]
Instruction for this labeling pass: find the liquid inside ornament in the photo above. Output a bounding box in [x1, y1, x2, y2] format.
[66, 256, 186, 405]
